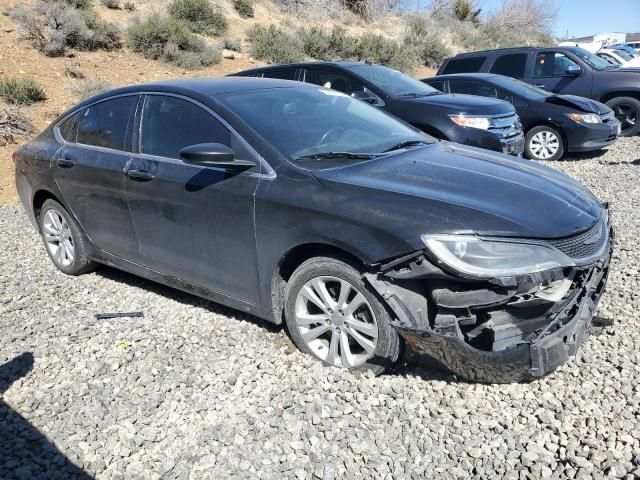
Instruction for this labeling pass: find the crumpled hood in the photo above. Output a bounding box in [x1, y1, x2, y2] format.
[546, 94, 611, 114]
[313, 142, 602, 240]
[410, 93, 514, 116]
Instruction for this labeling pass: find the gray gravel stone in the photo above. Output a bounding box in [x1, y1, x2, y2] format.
[1, 137, 639, 479]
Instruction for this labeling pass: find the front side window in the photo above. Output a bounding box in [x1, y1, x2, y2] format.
[76, 96, 137, 151]
[140, 95, 230, 159]
[304, 69, 364, 94]
[533, 52, 581, 77]
[218, 86, 431, 163]
[489, 53, 527, 78]
[442, 56, 487, 74]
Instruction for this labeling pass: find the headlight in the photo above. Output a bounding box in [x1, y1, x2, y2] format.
[422, 234, 575, 278]
[449, 115, 491, 130]
[566, 113, 601, 124]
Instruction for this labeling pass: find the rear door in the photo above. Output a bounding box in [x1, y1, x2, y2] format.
[125, 93, 262, 304]
[53, 94, 140, 260]
[528, 51, 592, 97]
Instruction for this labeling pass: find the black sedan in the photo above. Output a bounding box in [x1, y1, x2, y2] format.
[231, 62, 525, 156]
[423, 73, 621, 161]
[15, 78, 613, 382]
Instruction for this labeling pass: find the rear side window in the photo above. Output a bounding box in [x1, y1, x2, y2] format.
[140, 95, 230, 160]
[442, 56, 486, 74]
[489, 53, 527, 78]
[426, 79, 445, 92]
[58, 113, 79, 142]
[448, 79, 497, 98]
[76, 96, 137, 151]
[262, 69, 297, 80]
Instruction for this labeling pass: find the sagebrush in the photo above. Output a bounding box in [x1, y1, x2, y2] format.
[69, 77, 111, 100]
[127, 14, 221, 69]
[247, 25, 305, 64]
[0, 78, 47, 105]
[233, 0, 254, 18]
[168, 0, 228, 36]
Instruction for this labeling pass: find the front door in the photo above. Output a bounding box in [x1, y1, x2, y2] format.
[125, 94, 262, 304]
[53, 95, 140, 260]
[529, 51, 592, 97]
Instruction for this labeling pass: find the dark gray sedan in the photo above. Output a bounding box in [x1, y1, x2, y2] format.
[14, 78, 613, 382]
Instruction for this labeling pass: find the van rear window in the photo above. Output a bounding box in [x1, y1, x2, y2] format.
[442, 56, 486, 74]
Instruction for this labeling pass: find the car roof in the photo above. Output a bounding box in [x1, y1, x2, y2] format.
[230, 61, 373, 76]
[447, 46, 582, 58]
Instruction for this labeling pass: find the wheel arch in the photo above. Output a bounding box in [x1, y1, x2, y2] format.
[598, 91, 640, 104]
[32, 189, 64, 226]
[270, 242, 369, 324]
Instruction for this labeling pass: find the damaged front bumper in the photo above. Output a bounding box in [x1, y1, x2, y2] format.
[366, 225, 613, 383]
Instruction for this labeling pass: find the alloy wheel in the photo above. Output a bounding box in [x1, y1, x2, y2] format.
[529, 131, 560, 160]
[43, 208, 75, 268]
[613, 103, 638, 133]
[294, 276, 378, 368]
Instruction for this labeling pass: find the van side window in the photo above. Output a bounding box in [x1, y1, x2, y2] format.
[76, 96, 137, 151]
[533, 52, 580, 78]
[490, 53, 527, 78]
[442, 56, 486, 74]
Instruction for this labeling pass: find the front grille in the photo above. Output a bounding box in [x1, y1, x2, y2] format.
[600, 111, 616, 124]
[548, 216, 608, 260]
[489, 114, 522, 138]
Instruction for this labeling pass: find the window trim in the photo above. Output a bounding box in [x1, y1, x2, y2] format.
[53, 93, 140, 154]
[133, 91, 273, 179]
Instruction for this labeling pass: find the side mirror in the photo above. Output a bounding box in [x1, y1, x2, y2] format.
[179, 143, 256, 171]
[566, 65, 582, 76]
[351, 91, 378, 105]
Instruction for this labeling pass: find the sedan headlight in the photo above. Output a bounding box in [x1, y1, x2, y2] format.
[566, 113, 602, 124]
[422, 234, 575, 278]
[449, 115, 491, 130]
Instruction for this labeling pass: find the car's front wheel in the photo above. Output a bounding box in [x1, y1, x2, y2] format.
[525, 125, 565, 161]
[39, 199, 95, 275]
[284, 256, 401, 375]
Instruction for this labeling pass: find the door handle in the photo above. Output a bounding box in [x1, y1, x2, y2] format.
[56, 157, 75, 168]
[534, 84, 546, 89]
[126, 169, 154, 181]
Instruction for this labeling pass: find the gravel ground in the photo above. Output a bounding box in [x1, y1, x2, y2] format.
[1, 138, 640, 480]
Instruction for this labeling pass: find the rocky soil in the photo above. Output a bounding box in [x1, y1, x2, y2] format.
[1, 138, 639, 479]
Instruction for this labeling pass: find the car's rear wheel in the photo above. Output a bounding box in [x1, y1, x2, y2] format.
[606, 96, 640, 136]
[284, 257, 401, 375]
[525, 126, 565, 161]
[39, 199, 95, 275]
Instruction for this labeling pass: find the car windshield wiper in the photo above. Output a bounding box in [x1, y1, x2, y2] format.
[294, 152, 383, 161]
[382, 140, 430, 153]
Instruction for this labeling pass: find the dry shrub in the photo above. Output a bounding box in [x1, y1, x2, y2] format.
[0, 107, 34, 146]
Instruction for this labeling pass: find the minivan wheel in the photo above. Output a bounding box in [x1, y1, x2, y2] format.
[284, 257, 401, 375]
[606, 96, 640, 137]
[39, 199, 95, 275]
[525, 126, 564, 161]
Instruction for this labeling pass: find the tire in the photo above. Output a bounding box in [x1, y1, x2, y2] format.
[284, 256, 401, 376]
[39, 199, 96, 276]
[524, 125, 565, 161]
[606, 96, 640, 137]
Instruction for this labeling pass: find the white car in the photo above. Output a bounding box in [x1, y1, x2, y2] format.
[597, 48, 640, 68]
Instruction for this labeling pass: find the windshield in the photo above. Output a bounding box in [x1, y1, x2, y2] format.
[218, 86, 432, 163]
[348, 64, 440, 97]
[610, 49, 634, 61]
[489, 75, 550, 100]
[571, 48, 615, 70]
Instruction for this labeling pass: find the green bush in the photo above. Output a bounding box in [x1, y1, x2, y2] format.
[127, 14, 221, 69]
[299, 26, 356, 61]
[99, 0, 120, 8]
[233, 0, 254, 18]
[168, 0, 228, 36]
[44, 0, 92, 9]
[82, 11, 122, 50]
[69, 77, 111, 100]
[0, 77, 47, 105]
[247, 24, 304, 64]
[222, 37, 242, 52]
[403, 16, 449, 68]
[355, 33, 417, 73]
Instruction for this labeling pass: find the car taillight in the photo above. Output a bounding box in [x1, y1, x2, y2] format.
[12, 151, 17, 163]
